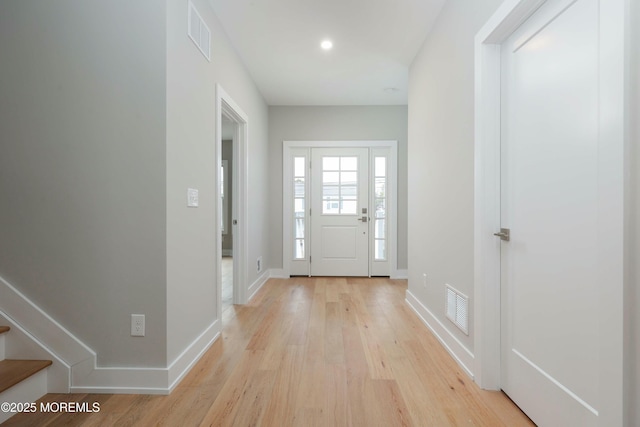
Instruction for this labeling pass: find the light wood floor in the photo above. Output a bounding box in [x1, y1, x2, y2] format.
[222, 256, 233, 313]
[4, 278, 534, 426]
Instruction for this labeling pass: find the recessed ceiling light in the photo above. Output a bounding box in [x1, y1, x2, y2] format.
[321, 40, 333, 50]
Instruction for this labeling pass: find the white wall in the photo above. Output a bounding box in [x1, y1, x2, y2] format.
[409, 1, 638, 423]
[0, 0, 271, 375]
[628, 0, 640, 423]
[166, 0, 270, 364]
[268, 106, 408, 271]
[407, 0, 504, 353]
[0, 0, 168, 367]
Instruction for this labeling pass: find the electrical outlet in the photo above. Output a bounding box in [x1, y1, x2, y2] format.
[257, 257, 262, 273]
[131, 314, 145, 337]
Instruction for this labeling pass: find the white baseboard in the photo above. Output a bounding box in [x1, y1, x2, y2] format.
[247, 270, 271, 302]
[0, 275, 95, 367]
[268, 268, 403, 280]
[391, 269, 408, 279]
[405, 289, 475, 379]
[0, 274, 222, 394]
[269, 269, 288, 279]
[70, 358, 169, 394]
[71, 318, 222, 394]
[167, 319, 220, 391]
[70, 319, 221, 394]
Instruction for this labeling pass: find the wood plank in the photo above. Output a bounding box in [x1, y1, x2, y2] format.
[296, 359, 325, 411]
[303, 280, 326, 364]
[363, 379, 413, 427]
[24, 394, 111, 427]
[225, 369, 276, 427]
[324, 301, 345, 365]
[109, 394, 169, 426]
[63, 394, 145, 427]
[4, 278, 534, 427]
[261, 345, 304, 426]
[325, 364, 349, 427]
[198, 349, 265, 426]
[390, 353, 452, 426]
[1, 393, 87, 427]
[0, 326, 9, 334]
[351, 287, 395, 379]
[245, 288, 288, 351]
[0, 359, 52, 393]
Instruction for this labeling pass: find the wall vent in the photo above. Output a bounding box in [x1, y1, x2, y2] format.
[446, 285, 469, 335]
[188, 2, 211, 61]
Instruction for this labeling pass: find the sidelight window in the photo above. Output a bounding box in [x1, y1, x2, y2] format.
[293, 157, 306, 259]
[374, 156, 387, 261]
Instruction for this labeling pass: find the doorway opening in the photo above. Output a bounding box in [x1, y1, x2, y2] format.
[221, 117, 235, 313]
[216, 84, 248, 322]
[282, 141, 399, 278]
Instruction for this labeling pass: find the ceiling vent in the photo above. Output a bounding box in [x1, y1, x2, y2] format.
[446, 285, 469, 335]
[188, 2, 211, 61]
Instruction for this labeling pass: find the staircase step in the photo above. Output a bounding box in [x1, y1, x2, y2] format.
[0, 327, 6, 361]
[0, 360, 52, 394]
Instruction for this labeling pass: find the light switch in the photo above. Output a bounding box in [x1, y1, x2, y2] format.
[187, 188, 199, 207]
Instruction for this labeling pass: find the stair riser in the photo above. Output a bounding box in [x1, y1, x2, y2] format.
[0, 318, 68, 393]
[0, 368, 47, 424]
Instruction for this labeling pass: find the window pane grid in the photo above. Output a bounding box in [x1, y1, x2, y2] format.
[374, 156, 387, 261]
[295, 239, 305, 259]
[322, 156, 358, 215]
[293, 156, 306, 260]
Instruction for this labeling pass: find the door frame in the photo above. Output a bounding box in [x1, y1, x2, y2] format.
[473, 0, 626, 424]
[282, 140, 399, 278]
[216, 84, 248, 320]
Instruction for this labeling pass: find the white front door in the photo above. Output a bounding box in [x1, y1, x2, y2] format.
[310, 148, 369, 276]
[500, 0, 618, 425]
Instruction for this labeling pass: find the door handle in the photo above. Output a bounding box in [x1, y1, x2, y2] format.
[493, 228, 510, 241]
[357, 216, 368, 222]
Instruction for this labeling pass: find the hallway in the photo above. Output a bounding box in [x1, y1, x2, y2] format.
[4, 278, 532, 426]
[222, 256, 233, 313]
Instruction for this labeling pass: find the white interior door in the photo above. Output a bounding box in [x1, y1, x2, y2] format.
[311, 148, 369, 276]
[500, 0, 616, 425]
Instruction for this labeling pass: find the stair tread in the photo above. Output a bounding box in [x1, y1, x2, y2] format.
[0, 359, 52, 394]
[0, 326, 9, 334]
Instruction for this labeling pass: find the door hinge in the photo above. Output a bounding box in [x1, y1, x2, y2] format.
[310, 255, 312, 263]
[309, 208, 312, 216]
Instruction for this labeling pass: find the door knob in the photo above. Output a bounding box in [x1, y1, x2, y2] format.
[357, 216, 368, 222]
[493, 228, 510, 241]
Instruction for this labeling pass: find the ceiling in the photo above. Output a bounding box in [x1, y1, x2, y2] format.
[208, 0, 446, 106]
